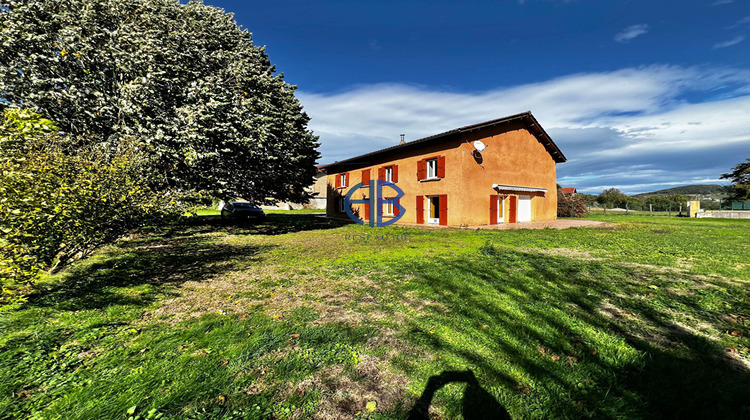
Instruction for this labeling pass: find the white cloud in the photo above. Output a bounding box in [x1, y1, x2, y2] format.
[713, 36, 745, 49]
[614, 24, 649, 43]
[299, 65, 750, 194]
[729, 16, 750, 28]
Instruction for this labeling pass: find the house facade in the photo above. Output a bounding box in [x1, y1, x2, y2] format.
[325, 112, 566, 226]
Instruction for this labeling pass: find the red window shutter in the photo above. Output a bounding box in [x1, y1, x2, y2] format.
[509, 196, 518, 223]
[364, 169, 371, 185]
[335, 174, 341, 187]
[364, 202, 369, 220]
[345, 172, 350, 187]
[416, 196, 424, 224]
[378, 167, 385, 181]
[394, 199, 400, 216]
[392, 165, 398, 183]
[417, 159, 426, 181]
[490, 195, 498, 225]
[437, 156, 446, 178]
[438, 194, 448, 226]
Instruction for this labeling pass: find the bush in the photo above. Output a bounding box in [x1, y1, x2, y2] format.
[558, 193, 589, 218]
[0, 109, 177, 309]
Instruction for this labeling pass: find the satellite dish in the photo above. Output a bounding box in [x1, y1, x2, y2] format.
[473, 140, 487, 152]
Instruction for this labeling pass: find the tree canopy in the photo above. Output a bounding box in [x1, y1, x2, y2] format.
[721, 158, 750, 201]
[0, 0, 319, 203]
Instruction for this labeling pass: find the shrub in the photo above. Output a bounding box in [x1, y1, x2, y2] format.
[0, 109, 177, 308]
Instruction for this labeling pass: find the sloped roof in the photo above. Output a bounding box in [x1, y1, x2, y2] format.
[324, 111, 566, 172]
[561, 187, 577, 194]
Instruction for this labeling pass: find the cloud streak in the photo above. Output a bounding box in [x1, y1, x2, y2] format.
[299, 65, 750, 194]
[614, 24, 649, 43]
[713, 36, 744, 49]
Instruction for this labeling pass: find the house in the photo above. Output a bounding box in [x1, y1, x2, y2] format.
[561, 187, 577, 195]
[324, 111, 566, 226]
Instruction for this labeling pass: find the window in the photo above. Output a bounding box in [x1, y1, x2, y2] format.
[382, 198, 399, 217]
[338, 197, 345, 213]
[417, 156, 444, 181]
[383, 200, 394, 216]
[426, 159, 438, 179]
[378, 165, 398, 183]
[339, 173, 347, 188]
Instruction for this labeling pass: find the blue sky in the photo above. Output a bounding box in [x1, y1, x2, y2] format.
[205, 0, 750, 194]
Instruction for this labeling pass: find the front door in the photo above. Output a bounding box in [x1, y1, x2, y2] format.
[428, 196, 440, 224]
[518, 195, 531, 222]
[497, 196, 506, 223]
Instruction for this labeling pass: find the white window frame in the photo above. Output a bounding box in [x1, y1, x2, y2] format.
[384, 166, 393, 183]
[426, 159, 438, 179]
[338, 198, 345, 213]
[338, 173, 347, 188]
[383, 198, 394, 217]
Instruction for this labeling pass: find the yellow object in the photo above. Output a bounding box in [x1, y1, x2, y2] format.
[687, 200, 700, 218]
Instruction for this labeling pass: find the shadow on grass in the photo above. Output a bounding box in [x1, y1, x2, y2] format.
[408, 370, 510, 420]
[29, 235, 274, 312]
[179, 212, 351, 236]
[399, 247, 750, 419]
[27, 213, 350, 312]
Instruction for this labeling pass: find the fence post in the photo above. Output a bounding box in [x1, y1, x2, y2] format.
[668, 203, 671, 217]
[571, 202, 575, 218]
[649, 204, 652, 216]
[626, 201, 629, 216]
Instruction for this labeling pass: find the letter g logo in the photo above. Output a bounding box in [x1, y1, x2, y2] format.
[344, 181, 405, 227]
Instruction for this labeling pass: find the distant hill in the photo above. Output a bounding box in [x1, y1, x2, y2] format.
[637, 184, 726, 196]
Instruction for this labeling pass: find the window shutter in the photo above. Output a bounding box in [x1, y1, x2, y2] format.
[362, 169, 370, 185]
[335, 174, 341, 187]
[490, 195, 498, 225]
[416, 196, 424, 224]
[378, 167, 385, 181]
[364, 202, 369, 220]
[394, 199, 400, 216]
[392, 165, 399, 183]
[509, 196, 518, 223]
[417, 159, 426, 181]
[437, 156, 446, 178]
[438, 194, 448, 226]
[345, 172, 350, 187]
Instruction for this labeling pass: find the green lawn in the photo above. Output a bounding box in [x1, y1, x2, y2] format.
[1, 215, 749, 419]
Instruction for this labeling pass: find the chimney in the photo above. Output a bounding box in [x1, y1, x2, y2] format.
[399, 134, 405, 145]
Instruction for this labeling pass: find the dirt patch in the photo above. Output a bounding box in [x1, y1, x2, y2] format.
[527, 247, 605, 261]
[291, 357, 412, 420]
[142, 266, 416, 327]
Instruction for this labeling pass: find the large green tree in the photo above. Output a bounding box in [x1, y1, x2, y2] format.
[0, 0, 319, 203]
[721, 158, 750, 201]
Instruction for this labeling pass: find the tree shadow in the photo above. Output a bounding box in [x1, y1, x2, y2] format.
[407, 370, 510, 420]
[180, 212, 351, 236]
[27, 234, 273, 312]
[399, 248, 750, 418]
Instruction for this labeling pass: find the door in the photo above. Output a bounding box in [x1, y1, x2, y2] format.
[509, 196, 518, 223]
[518, 195, 531, 222]
[428, 196, 440, 224]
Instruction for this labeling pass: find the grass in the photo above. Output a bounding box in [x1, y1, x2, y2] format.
[1, 214, 749, 419]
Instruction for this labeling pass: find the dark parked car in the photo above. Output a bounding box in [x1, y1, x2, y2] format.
[220, 201, 266, 223]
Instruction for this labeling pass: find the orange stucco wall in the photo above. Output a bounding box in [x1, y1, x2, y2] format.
[326, 123, 559, 226]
